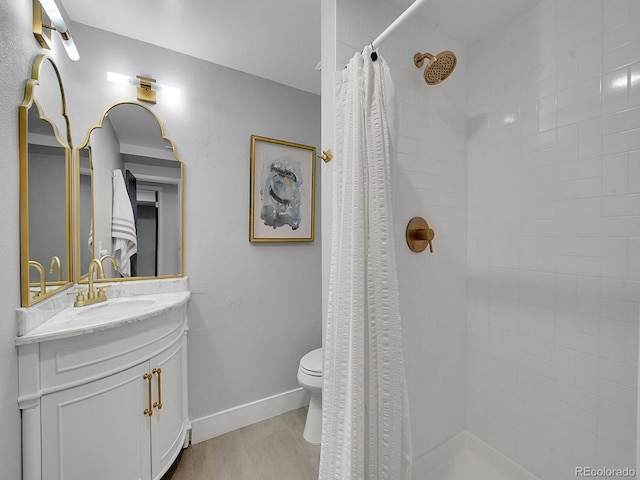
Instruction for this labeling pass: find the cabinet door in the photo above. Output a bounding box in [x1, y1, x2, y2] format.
[151, 339, 187, 479]
[42, 362, 152, 480]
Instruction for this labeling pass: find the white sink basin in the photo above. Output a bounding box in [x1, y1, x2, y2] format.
[76, 297, 158, 318]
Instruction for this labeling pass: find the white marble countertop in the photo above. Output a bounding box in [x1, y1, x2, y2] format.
[16, 277, 189, 336]
[16, 291, 190, 346]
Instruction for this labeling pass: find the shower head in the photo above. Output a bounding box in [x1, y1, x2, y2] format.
[413, 50, 457, 85]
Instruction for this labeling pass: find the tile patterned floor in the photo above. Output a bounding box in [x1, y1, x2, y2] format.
[164, 407, 321, 480]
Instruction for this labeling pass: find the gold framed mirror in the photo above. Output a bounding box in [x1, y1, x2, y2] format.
[76, 102, 184, 284]
[19, 55, 73, 307]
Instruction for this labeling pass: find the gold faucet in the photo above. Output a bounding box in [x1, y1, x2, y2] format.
[28, 260, 46, 298]
[99, 255, 119, 275]
[49, 256, 61, 282]
[73, 259, 110, 307]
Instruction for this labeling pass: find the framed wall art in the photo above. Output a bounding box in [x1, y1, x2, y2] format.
[250, 135, 316, 242]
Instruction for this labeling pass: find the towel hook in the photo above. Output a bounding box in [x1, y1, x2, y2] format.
[318, 149, 333, 163]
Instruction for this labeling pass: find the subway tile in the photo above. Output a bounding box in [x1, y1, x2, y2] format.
[599, 318, 629, 363]
[603, 105, 640, 135]
[604, 20, 640, 52]
[557, 78, 601, 109]
[557, 124, 579, 163]
[554, 274, 581, 313]
[633, 0, 640, 20]
[597, 437, 637, 469]
[629, 237, 640, 280]
[554, 399, 597, 433]
[558, 177, 601, 200]
[603, 67, 630, 114]
[602, 152, 630, 195]
[578, 118, 602, 159]
[578, 38, 602, 83]
[602, 215, 640, 236]
[573, 428, 597, 467]
[630, 151, 640, 192]
[599, 357, 637, 388]
[522, 130, 556, 153]
[516, 431, 534, 473]
[554, 346, 575, 384]
[601, 237, 628, 278]
[517, 399, 556, 439]
[552, 417, 574, 460]
[598, 377, 637, 409]
[601, 277, 640, 302]
[601, 297, 639, 323]
[463, 2, 640, 474]
[573, 352, 598, 393]
[557, 97, 602, 127]
[604, 39, 640, 73]
[602, 193, 640, 216]
[603, 0, 632, 31]
[531, 442, 553, 480]
[624, 323, 639, 365]
[537, 94, 557, 132]
[576, 276, 601, 316]
[631, 61, 640, 106]
[555, 327, 598, 354]
[557, 158, 601, 182]
[555, 311, 599, 336]
[535, 307, 555, 341]
[597, 398, 637, 452]
[554, 382, 598, 414]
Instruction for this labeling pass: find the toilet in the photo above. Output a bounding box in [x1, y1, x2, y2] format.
[297, 347, 323, 445]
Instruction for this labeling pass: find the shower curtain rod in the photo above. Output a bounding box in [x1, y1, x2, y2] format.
[369, 0, 428, 50]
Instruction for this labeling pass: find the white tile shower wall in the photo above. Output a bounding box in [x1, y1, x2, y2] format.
[466, 0, 639, 479]
[337, 0, 468, 459]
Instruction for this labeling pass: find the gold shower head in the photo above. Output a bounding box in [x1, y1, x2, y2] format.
[413, 50, 457, 85]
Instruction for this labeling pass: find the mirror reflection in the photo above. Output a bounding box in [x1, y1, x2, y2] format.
[20, 56, 72, 306]
[78, 102, 183, 283]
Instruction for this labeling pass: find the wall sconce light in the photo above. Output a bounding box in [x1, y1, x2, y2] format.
[33, 0, 80, 61]
[107, 72, 181, 104]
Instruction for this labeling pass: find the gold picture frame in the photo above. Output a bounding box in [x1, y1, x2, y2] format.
[250, 135, 316, 242]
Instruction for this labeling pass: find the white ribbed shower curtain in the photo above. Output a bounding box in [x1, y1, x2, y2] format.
[319, 46, 412, 480]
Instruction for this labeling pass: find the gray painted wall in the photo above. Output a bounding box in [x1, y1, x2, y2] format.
[0, 2, 42, 478]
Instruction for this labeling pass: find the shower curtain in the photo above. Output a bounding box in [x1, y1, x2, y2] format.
[320, 46, 412, 480]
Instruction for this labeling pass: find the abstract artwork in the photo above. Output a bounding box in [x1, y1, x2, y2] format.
[250, 135, 315, 242]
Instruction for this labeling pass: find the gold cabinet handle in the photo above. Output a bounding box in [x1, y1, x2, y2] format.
[143, 373, 153, 416]
[152, 368, 162, 410]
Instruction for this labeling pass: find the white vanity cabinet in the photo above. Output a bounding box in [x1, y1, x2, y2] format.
[17, 292, 190, 480]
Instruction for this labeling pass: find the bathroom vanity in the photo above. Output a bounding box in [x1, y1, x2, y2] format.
[17, 291, 190, 480]
[17, 54, 190, 480]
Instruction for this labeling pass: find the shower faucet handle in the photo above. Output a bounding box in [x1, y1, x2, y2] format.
[405, 217, 434, 253]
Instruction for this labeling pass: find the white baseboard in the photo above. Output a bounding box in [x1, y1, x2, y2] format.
[190, 387, 309, 444]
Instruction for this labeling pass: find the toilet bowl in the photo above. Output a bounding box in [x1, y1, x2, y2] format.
[297, 347, 323, 445]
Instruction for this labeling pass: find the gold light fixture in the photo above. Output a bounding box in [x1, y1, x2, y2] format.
[33, 0, 79, 61]
[107, 72, 181, 104]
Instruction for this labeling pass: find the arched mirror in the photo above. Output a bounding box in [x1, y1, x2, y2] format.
[77, 102, 184, 283]
[19, 55, 73, 307]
